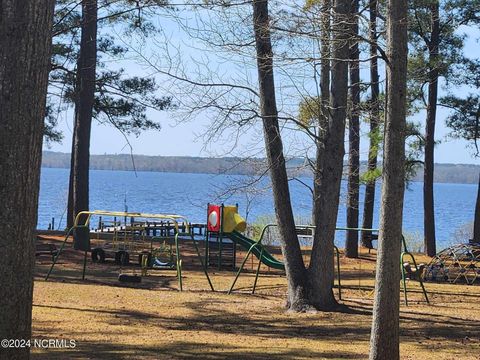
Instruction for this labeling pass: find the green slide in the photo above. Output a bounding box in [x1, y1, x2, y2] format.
[225, 231, 285, 270]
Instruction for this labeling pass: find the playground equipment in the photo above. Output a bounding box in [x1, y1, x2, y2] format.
[89, 218, 148, 265]
[205, 204, 246, 269]
[205, 204, 343, 297]
[400, 235, 429, 305]
[424, 240, 480, 285]
[226, 223, 343, 298]
[206, 206, 428, 305]
[45, 210, 214, 291]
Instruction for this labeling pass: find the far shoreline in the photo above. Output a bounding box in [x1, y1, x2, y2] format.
[41, 164, 480, 185]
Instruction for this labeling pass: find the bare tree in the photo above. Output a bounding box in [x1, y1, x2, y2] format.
[312, 0, 331, 227]
[423, 0, 440, 257]
[345, 0, 360, 258]
[361, 0, 381, 247]
[130, 0, 351, 311]
[0, 1, 55, 359]
[253, 0, 350, 310]
[369, 0, 408, 357]
[252, 0, 310, 310]
[309, 0, 350, 309]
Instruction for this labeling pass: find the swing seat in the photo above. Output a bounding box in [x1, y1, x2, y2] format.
[403, 262, 425, 281]
[118, 273, 142, 283]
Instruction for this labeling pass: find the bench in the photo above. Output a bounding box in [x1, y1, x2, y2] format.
[296, 228, 314, 236]
[35, 243, 58, 262]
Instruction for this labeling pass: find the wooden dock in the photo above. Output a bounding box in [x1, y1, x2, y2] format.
[37, 222, 208, 240]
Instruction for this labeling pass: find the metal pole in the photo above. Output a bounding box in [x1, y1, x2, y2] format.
[334, 245, 342, 300]
[82, 250, 88, 280]
[45, 227, 74, 281]
[205, 203, 210, 268]
[228, 241, 260, 294]
[175, 233, 183, 291]
[401, 252, 409, 306]
[218, 204, 224, 270]
[190, 233, 214, 291]
[409, 253, 429, 304]
[252, 246, 264, 294]
[400, 235, 429, 305]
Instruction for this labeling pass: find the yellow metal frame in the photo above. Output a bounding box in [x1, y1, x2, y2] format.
[46, 210, 214, 291]
[73, 210, 190, 232]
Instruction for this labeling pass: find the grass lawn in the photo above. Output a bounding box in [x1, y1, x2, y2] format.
[32, 236, 480, 359]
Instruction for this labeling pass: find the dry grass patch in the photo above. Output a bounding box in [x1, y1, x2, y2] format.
[31, 236, 480, 359]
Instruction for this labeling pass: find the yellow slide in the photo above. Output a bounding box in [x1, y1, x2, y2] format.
[222, 206, 247, 233]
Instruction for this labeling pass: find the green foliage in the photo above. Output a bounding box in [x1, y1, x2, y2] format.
[359, 120, 425, 185]
[407, 57, 428, 113]
[452, 58, 480, 89]
[407, 0, 480, 108]
[405, 121, 425, 184]
[439, 16, 480, 158]
[44, 105, 64, 145]
[360, 97, 384, 185]
[442, 94, 480, 156]
[248, 214, 313, 245]
[248, 214, 277, 243]
[360, 168, 382, 184]
[46, 0, 173, 142]
[298, 96, 323, 128]
[303, 0, 321, 11]
[367, 126, 383, 156]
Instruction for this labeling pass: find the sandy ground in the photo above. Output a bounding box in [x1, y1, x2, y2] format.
[31, 235, 480, 359]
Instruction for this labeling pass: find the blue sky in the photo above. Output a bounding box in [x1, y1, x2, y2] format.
[44, 7, 480, 165]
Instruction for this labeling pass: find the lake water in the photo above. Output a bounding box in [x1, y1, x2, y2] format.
[38, 167, 477, 250]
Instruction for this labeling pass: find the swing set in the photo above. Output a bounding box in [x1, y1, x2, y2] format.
[45, 210, 214, 291]
[206, 203, 428, 306]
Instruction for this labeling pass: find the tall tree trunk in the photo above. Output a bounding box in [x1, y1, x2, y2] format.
[0, 1, 54, 359]
[345, 0, 360, 258]
[369, 0, 408, 357]
[474, 173, 480, 242]
[309, 0, 350, 310]
[361, 0, 380, 248]
[312, 0, 330, 224]
[67, 127, 76, 229]
[72, 0, 97, 223]
[423, 1, 439, 257]
[67, 42, 87, 230]
[252, 0, 310, 311]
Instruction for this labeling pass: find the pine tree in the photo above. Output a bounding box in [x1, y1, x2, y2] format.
[408, 0, 480, 256]
[0, 1, 55, 358]
[369, 0, 408, 357]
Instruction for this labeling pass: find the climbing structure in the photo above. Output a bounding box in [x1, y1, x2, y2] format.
[424, 241, 480, 285]
[45, 210, 214, 291]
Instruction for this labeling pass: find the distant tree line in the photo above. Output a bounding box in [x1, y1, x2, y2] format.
[42, 151, 480, 184]
[42, 151, 264, 175]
